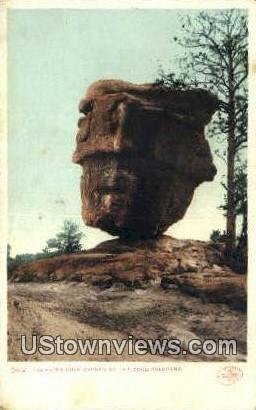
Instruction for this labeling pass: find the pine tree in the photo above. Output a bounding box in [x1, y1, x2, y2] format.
[159, 10, 248, 259]
[44, 220, 84, 254]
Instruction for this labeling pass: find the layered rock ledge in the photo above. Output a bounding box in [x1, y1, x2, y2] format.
[9, 236, 246, 312]
[8, 237, 246, 361]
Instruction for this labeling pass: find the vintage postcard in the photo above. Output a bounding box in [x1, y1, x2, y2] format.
[0, 0, 256, 409]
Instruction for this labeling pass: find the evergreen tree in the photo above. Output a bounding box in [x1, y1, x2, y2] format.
[44, 220, 84, 254]
[159, 10, 248, 259]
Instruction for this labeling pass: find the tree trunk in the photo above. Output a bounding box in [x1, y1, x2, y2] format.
[225, 147, 236, 258]
[225, 58, 236, 259]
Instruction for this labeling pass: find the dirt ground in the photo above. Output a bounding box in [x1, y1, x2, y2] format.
[8, 282, 246, 362]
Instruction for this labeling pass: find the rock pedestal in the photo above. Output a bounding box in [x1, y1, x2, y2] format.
[73, 79, 218, 238]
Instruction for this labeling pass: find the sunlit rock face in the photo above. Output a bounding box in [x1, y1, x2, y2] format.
[73, 79, 217, 239]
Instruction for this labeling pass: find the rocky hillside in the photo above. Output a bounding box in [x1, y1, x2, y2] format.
[9, 236, 246, 311]
[8, 236, 246, 361]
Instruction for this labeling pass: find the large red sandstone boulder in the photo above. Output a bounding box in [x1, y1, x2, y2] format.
[73, 79, 218, 239]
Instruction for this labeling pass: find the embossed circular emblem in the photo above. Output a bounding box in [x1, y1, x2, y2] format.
[217, 366, 243, 385]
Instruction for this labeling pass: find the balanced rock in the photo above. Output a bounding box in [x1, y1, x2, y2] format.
[73, 79, 218, 239]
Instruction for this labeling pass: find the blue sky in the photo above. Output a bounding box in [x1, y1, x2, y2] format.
[8, 9, 227, 256]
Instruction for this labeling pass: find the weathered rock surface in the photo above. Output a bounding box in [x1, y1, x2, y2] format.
[8, 282, 246, 361]
[9, 236, 246, 312]
[8, 236, 246, 361]
[73, 79, 218, 238]
[8, 237, 246, 361]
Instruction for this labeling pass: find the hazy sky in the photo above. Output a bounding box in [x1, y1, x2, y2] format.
[8, 9, 227, 256]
